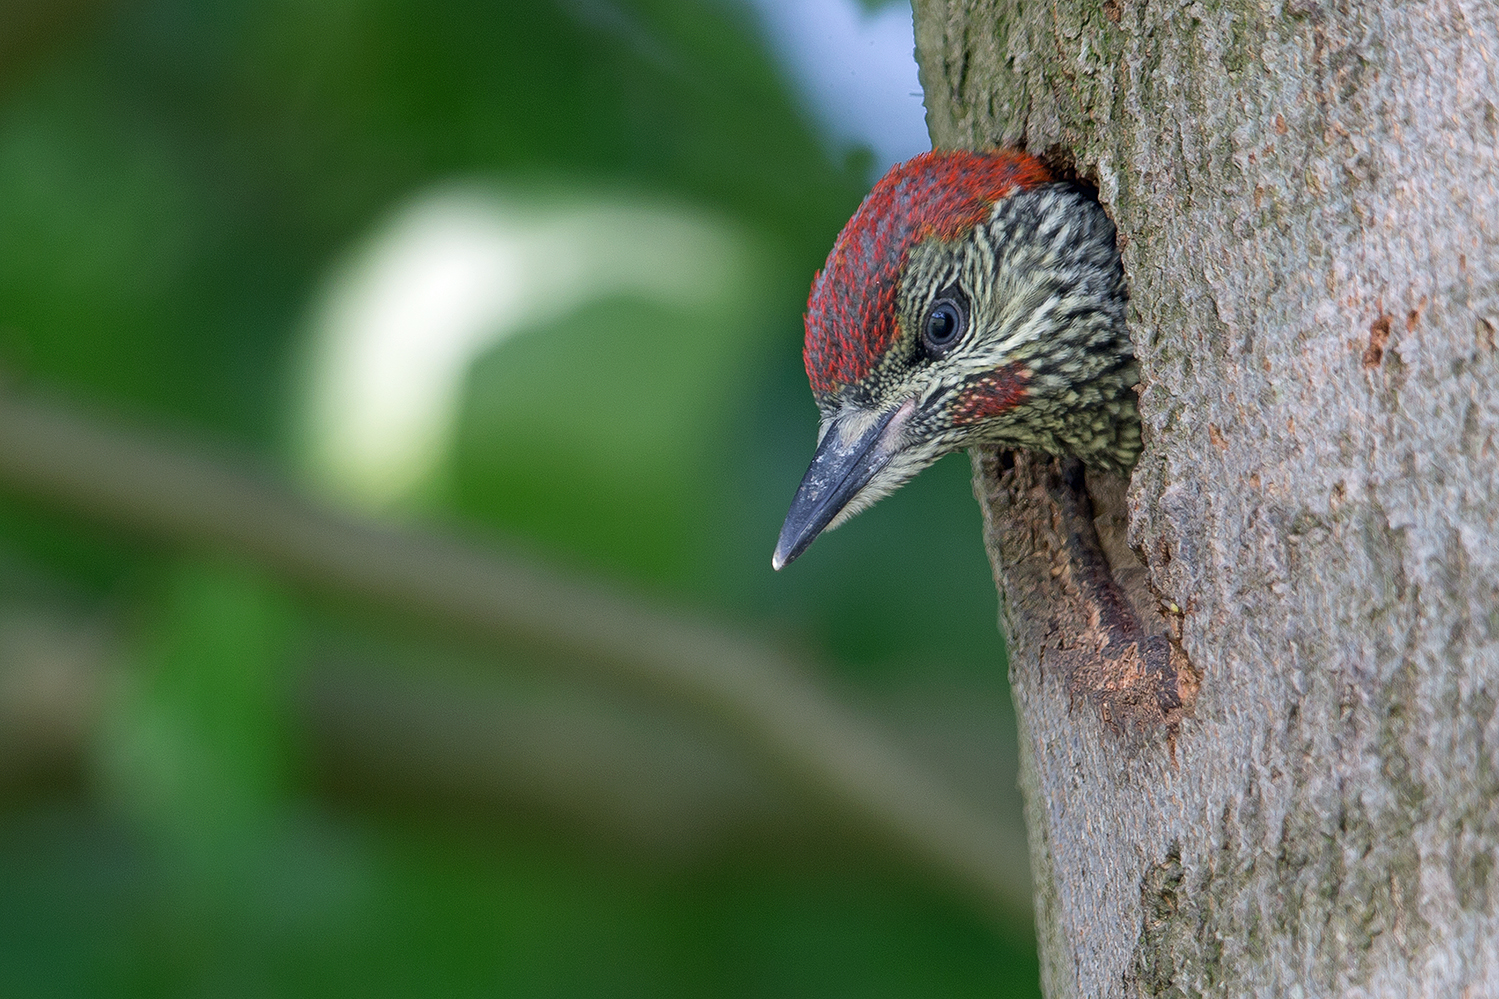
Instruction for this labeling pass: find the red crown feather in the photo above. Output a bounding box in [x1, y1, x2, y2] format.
[803, 150, 1052, 397]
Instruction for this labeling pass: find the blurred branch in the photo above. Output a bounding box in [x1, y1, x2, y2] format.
[0, 382, 1029, 920]
[0, 608, 104, 792]
[304, 661, 810, 853]
[0, 609, 807, 855]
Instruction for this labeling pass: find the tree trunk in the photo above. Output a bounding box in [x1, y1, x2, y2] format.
[911, 0, 1499, 995]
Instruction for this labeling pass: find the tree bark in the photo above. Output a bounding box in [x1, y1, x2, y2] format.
[912, 0, 1499, 995]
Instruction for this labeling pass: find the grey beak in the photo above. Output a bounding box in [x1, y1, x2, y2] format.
[772, 405, 904, 570]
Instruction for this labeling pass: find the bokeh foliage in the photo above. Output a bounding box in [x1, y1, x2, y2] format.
[0, 0, 1038, 994]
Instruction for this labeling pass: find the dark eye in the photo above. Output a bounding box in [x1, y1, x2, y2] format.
[921, 290, 968, 358]
[927, 304, 958, 341]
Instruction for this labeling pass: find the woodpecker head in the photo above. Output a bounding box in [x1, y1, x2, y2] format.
[773, 150, 1140, 570]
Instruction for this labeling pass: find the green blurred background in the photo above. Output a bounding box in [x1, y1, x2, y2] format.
[0, 0, 1041, 994]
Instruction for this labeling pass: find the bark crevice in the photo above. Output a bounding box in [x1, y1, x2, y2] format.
[971, 450, 1196, 752]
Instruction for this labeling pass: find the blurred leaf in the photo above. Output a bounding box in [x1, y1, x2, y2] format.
[453, 291, 771, 580]
[97, 562, 296, 869]
[0, 79, 199, 405]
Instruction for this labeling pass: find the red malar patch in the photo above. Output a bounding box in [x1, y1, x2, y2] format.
[951, 365, 1031, 424]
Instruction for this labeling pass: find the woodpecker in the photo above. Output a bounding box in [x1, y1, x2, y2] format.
[773, 150, 1140, 569]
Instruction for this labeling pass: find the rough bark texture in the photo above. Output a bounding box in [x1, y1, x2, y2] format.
[912, 1, 1499, 995]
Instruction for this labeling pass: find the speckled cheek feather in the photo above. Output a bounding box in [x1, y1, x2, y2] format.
[802, 150, 1053, 399]
[951, 365, 1033, 425]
